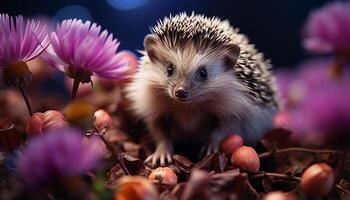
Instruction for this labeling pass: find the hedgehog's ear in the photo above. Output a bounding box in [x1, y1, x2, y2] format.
[144, 34, 160, 63]
[223, 44, 240, 67]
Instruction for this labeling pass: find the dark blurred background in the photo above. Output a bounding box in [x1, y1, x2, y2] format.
[1, 0, 331, 67]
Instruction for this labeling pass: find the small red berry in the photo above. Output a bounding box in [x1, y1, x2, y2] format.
[231, 146, 260, 173]
[148, 167, 177, 185]
[220, 134, 243, 156]
[300, 163, 334, 197]
[263, 191, 297, 200]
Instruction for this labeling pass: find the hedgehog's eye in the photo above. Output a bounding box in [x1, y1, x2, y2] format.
[167, 64, 175, 77]
[199, 68, 207, 80]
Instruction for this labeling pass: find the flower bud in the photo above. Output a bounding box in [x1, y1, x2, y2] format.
[263, 191, 297, 200]
[220, 134, 243, 156]
[94, 109, 113, 130]
[26, 110, 68, 137]
[41, 110, 68, 130]
[231, 146, 260, 173]
[148, 167, 177, 185]
[26, 113, 44, 136]
[114, 176, 158, 200]
[300, 163, 334, 197]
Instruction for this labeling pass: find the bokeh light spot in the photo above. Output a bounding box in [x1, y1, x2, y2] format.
[53, 5, 92, 22]
[106, 0, 149, 11]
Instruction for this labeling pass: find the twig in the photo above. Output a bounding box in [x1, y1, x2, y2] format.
[259, 147, 342, 159]
[250, 172, 301, 182]
[92, 124, 130, 175]
[336, 184, 350, 194]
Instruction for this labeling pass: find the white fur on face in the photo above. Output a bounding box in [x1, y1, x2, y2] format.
[126, 41, 256, 121]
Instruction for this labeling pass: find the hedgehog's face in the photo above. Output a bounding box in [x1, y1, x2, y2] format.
[144, 34, 240, 104]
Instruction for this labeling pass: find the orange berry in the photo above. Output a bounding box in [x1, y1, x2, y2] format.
[114, 176, 158, 200]
[148, 167, 177, 185]
[300, 163, 334, 197]
[231, 146, 260, 173]
[263, 191, 297, 200]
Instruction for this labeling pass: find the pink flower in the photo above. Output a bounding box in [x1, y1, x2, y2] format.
[288, 81, 350, 146]
[17, 128, 104, 187]
[303, 2, 350, 54]
[278, 59, 350, 146]
[276, 58, 349, 108]
[43, 19, 128, 83]
[0, 14, 49, 68]
[275, 69, 296, 103]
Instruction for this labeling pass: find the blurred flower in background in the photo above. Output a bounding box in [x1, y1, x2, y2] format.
[276, 58, 350, 145]
[274, 1, 350, 147]
[17, 128, 104, 188]
[288, 79, 350, 145]
[302, 1, 350, 56]
[276, 59, 350, 108]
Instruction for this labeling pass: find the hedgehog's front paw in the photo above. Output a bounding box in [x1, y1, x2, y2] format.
[199, 143, 219, 158]
[206, 144, 219, 156]
[145, 143, 173, 167]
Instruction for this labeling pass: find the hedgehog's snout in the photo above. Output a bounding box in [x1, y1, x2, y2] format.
[175, 87, 189, 99]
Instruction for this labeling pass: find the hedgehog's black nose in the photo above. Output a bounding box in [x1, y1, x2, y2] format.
[175, 88, 189, 99]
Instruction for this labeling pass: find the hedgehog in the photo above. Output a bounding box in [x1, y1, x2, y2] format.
[125, 13, 280, 166]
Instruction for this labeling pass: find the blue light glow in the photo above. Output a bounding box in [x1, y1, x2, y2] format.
[106, 0, 149, 11]
[53, 5, 92, 22]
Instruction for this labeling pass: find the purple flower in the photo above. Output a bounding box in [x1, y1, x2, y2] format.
[0, 14, 49, 68]
[294, 58, 348, 94]
[302, 2, 350, 54]
[0, 14, 49, 87]
[43, 19, 128, 83]
[17, 128, 104, 187]
[276, 58, 350, 108]
[279, 59, 350, 145]
[288, 81, 350, 145]
[275, 69, 296, 103]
